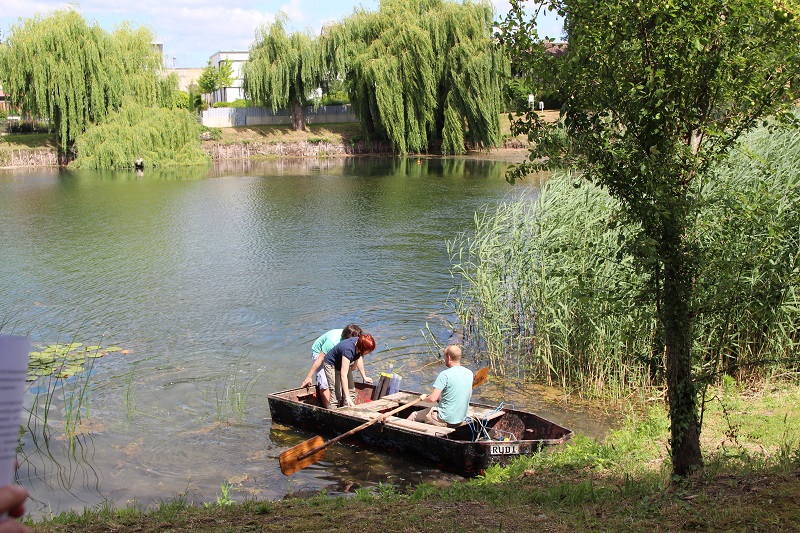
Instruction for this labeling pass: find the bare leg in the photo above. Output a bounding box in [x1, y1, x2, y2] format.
[321, 388, 330, 409]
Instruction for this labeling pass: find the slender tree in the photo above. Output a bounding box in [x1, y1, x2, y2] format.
[500, 0, 800, 477]
[199, 58, 235, 102]
[0, 9, 170, 157]
[323, 0, 507, 154]
[242, 13, 322, 131]
[198, 61, 219, 96]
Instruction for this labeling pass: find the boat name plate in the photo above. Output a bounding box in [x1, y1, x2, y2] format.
[489, 444, 520, 455]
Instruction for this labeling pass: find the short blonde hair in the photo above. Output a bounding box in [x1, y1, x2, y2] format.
[443, 345, 462, 362]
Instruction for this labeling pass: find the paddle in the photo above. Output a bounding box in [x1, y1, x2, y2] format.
[279, 366, 490, 476]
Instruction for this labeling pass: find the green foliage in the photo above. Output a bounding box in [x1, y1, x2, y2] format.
[323, 0, 508, 154]
[203, 483, 235, 507]
[451, 117, 800, 398]
[212, 99, 253, 108]
[71, 100, 209, 169]
[217, 59, 235, 89]
[500, 0, 800, 477]
[201, 126, 223, 140]
[198, 61, 218, 94]
[0, 9, 171, 155]
[174, 91, 190, 110]
[693, 117, 800, 381]
[450, 172, 657, 395]
[319, 91, 350, 106]
[199, 59, 235, 95]
[187, 82, 204, 112]
[242, 13, 322, 130]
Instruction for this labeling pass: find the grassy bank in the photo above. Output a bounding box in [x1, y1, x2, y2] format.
[0, 132, 56, 152]
[27, 382, 800, 532]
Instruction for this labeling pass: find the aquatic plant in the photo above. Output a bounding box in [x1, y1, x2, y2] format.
[27, 343, 122, 381]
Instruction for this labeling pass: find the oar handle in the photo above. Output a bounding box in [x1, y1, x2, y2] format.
[298, 396, 424, 460]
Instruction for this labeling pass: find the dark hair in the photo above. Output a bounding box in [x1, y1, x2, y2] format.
[355, 333, 376, 356]
[341, 324, 362, 340]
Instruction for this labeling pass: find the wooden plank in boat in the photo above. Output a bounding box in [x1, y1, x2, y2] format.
[352, 397, 402, 412]
[336, 408, 383, 421]
[383, 416, 456, 436]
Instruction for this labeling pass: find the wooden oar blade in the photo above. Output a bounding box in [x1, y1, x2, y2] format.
[279, 435, 326, 476]
[472, 367, 489, 388]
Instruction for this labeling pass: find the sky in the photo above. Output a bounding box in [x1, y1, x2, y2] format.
[0, 1, 565, 69]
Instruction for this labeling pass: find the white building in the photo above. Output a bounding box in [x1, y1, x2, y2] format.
[208, 51, 249, 104]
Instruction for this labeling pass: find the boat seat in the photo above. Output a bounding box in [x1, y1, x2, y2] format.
[383, 416, 456, 436]
[349, 397, 402, 412]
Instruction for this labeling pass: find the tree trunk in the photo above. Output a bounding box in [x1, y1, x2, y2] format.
[290, 100, 306, 131]
[661, 216, 703, 478]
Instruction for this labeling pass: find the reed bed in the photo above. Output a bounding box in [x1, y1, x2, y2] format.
[449, 117, 800, 399]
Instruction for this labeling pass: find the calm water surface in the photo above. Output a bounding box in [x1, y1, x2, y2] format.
[0, 157, 604, 515]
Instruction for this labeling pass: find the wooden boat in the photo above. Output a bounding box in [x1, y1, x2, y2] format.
[267, 382, 574, 477]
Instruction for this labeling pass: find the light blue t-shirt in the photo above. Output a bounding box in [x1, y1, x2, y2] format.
[432, 365, 474, 424]
[311, 329, 343, 360]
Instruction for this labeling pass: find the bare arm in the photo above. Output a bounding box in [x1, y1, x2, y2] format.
[301, 351, 326, 388]
[354, 358, 372, 384]
[340, 364, 355, 407]
[421, 388, 442, 403]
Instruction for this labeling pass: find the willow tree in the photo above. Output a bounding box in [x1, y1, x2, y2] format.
[500, 0, 800, 477]
[323, 0, 507, 154]
[242, 14, 323, 131]
[71, 100, 209, 170]
[0, 9, 171, 157]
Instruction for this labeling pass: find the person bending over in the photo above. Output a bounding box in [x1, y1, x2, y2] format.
[303, 324, 362, 408]
[323, 334, 375, 408]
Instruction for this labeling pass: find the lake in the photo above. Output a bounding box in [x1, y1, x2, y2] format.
[0, 157, 591, 515]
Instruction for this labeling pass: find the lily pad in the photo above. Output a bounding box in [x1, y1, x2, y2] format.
[27, 341, 127, 382]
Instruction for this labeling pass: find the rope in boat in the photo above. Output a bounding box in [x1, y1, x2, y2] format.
[465, 402, 517, 442]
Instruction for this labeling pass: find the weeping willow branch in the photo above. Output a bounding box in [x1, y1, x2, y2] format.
[242, 12, 323, 131]
[71, 100, 209, 170]
[322, 0, 508, 154]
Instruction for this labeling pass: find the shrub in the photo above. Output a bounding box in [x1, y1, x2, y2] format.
[71, 100, 209, 169]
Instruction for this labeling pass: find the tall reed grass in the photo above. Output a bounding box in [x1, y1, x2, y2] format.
[448, 116, 800, 399]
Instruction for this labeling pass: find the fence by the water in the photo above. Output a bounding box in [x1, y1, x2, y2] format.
[0, 148, 59, 168]
[202, 105, 358, 128]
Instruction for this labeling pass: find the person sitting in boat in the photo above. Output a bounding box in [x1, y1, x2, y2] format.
[302, 333, 375, 408]
[408, 345, 473, 427]
[303, 324, 363, 409]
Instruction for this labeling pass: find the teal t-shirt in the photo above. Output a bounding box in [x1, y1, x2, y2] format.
[311, 329, 343, 359]
[432, 365, 474, 424]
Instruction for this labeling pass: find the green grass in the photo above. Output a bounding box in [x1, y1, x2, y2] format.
[0, 132, 56, 150]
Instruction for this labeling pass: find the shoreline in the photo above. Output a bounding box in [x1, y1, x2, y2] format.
[0, 142, 532, 170]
